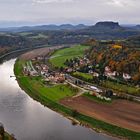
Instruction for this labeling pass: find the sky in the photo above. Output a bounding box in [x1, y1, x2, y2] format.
[0, 0, 139, 27]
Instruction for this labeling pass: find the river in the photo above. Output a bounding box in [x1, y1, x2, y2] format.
[0, 58, 117, 140]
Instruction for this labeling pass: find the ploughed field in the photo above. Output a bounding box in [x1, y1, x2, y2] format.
[20, 46, 63, 60]
[61, 96, 140, 132]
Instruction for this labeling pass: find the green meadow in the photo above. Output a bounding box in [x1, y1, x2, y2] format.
[49, 45, 90, 67]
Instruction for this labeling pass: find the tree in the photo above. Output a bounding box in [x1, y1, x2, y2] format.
[0, 123, 4, 140]
[132, 73, 140, 84]
[71, 110, 79, 117]
[105, 90, 113, 97]
[60, 66, 64, 72]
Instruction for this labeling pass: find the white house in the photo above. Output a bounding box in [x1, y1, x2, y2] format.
[123, 73, 131, 80]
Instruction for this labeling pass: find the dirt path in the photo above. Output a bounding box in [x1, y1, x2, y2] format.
[61, 96, 140, 132]
[66, 81, 88, 98]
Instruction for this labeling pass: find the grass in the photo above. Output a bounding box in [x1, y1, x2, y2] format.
[24, 77, 76, 102]
[29, 34, 48, 39]
[19, 32, 32, 36]
[49, 45, 90, 67]
[102, 80, 140, 96]
[14, 59, 25, 76]
[76, 114, 140, 140]
[73, 71, 93, 81]
[14, 59, 140, 140]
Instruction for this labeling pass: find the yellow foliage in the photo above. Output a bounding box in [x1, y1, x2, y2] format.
[112, 45, 122, 49]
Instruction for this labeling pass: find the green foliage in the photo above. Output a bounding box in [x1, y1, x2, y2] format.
[73, 71, 93, 81]
[102, 80, 140, 96]
[71, 110, 79, 117]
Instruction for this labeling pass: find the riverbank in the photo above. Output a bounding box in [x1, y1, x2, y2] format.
[14, 55, 140, 140]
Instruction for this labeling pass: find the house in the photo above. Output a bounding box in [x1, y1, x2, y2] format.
[30, 70, 38, 76]
[36, 56, 44, 60]
[105, 66, 111, 73]
[67, 68, 73, 73]
[41, 71, 45, 76]
[93, 72, 99, 77]
[104, 66, 118, 78]
[123, 73, 131, 80]
[88, 70, 93, 74]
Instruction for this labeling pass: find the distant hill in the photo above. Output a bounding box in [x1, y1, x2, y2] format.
[124, 35, 140, 48]
[132, 25, 140, 30]
[0, 21, 140, 46]
[0, 24, 88, 32]
[75, 21, 140, 40]
[0, 34, 30, 48]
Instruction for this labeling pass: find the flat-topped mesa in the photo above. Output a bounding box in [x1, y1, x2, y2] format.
[94, 21, 121, 29]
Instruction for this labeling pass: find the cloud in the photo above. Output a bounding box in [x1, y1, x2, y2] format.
[0, 0, 140, 27]
[107, 0, 135, 7]
[32, 0, 74, 4]
[108, 0, 124, 6]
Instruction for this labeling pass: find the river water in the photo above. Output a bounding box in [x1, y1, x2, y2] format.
[0, 58, 117, 140]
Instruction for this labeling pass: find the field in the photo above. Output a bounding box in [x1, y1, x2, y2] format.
[20, 46, 63, 60]
[22, 77, 76, 102]
[29, 33, 48, 39]
[102, 80, 140, 96]
[0, 47, 9, 55]
[73, 71, 93, 81]
[49, 45, 90, 67]
[61, 96, 140, 132]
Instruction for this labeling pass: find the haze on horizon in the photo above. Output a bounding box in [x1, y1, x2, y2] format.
[0, 0, 139, 27]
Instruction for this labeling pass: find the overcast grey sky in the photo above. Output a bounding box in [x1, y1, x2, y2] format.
[0, 0, 139, 27]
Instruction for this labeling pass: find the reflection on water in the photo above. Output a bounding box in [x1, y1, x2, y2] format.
[0, 59, 117, 140]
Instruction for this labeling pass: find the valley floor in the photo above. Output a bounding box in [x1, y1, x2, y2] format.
[14, 46, 140, 140]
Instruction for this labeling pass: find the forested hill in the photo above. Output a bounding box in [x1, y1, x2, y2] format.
[0, 24, 87, 32]
[0, 33, 32, 56]
[0, 34, 30, 48]
[124, 35, 140, 47]
[84, 38, 140, 84]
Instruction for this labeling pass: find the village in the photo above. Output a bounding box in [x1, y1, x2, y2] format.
[23, 56, 66, 84]
[22, 54, 133, 102]
[63, 55, 132, 81]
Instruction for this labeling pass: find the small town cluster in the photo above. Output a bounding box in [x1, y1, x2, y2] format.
[64, 55, 131, 80]
[22, 55, 114, 101]
[23, 56, 65, 84]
